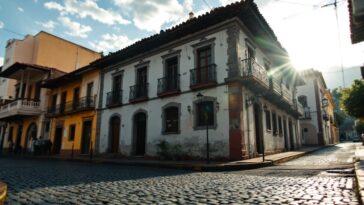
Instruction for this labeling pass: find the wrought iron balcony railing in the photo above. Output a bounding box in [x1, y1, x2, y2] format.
[106, 89, 123, 107]
[190, 64, 217, 87]
[269, 77, 282, 95]
[157, 74, 180, 95]
[281, 84, 293, 104]
[129, 83, 148, 101]
[238, 58, 269, 87]
[47, 95, 96, 116]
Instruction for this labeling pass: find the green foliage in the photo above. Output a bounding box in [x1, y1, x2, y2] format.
[356, 121, 364, 135]
[334, 111, 346, 127]
[341, 80, 364, 119]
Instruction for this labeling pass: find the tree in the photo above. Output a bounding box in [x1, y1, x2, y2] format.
[341, 80, 364, 119]
[356, 120, 364, 135]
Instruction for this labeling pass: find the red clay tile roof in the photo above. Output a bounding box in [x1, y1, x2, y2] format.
[0, 62, 66, 78]
[348, 0, 364, 44]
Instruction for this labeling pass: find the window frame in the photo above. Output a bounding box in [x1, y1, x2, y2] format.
[272, 112, 278, 136]
[161, 102, 181, 135]
[265, 109, 271, 132]
[191, 38, 216, 69]
[278, 115, 283, 137]
[193, 96, 218, 130]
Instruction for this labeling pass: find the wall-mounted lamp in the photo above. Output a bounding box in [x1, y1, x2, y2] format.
[187, 105, 191, 113]
[263, 104, 268, 112]
[216, 102, 220, 111]
[322, 98, 328, 108]
[246, 96, 254, 107]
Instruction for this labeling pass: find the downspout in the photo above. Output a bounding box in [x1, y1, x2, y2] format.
[245, 93, 251, 158]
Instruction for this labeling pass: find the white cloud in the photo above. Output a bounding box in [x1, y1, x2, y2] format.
[0, 21, 4, 29]
[89, 33, 137, 53]
[36, 20, 57, 31]
[0, 57, 3, 67]
[113, 0, 193, 32]
[44, 0, 130, 25]
[219, 0, 239, 6]
[58, 16, 92, 38]
[17, 7, 24, 12]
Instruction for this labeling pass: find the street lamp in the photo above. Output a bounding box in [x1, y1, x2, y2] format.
[197, 92, 210, 164]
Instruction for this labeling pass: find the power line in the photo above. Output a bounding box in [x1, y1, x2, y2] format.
[321, 0, 346, 87]
[322, 66, 358, 74]
[202, 0, 212, 10]
[0, 27, 25, 37]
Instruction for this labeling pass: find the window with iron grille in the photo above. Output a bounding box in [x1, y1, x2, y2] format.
[164, 106, 179, 133]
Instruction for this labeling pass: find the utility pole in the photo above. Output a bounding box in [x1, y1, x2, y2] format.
[322, 0, 346, 87]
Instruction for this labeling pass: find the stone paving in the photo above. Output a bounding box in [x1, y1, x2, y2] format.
[0, 143, 360, 205]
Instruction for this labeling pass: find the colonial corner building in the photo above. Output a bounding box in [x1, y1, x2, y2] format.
[1, 0, 334, 161]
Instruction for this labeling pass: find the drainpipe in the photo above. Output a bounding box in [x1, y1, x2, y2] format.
[245, 94, 251, 158]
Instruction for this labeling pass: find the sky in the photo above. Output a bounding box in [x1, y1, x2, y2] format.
[0, 0, 363, 89]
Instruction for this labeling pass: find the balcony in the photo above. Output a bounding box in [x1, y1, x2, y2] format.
[281, 84, 293, 104]
[190, 64, 217, 90]
[157, 75, 180, 97]
[129, 84, 148, 103]
[106, 90, 123, 107]
[0, 98, 41, 120]
[47, 96, 96, 117]
[227, 58, 269, 93]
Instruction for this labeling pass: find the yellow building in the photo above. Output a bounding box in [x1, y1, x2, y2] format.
[0, 31, 101, 154]
[42, 65, 99, 156]
[325, 90, 340, 144]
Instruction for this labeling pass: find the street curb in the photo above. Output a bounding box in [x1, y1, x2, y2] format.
[354, 161, 364, 204]
[272, 146, 324, 165]
[1, 146, 326, 172]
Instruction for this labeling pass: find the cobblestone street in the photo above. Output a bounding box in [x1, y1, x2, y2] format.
[0, 143, 360, 205]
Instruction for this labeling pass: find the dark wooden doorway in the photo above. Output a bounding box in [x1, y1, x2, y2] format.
[134, 112, 147, 156]
[288, 120, 294, 150]
[53, 126, 63, 154]
[109, 116, 120, 153]
[81, 120, 92, 154]
[253, 104, 263, 154]
[25, 123, 37, 152]
[15, 125, 22, 153]
[283, 118, 289, 150]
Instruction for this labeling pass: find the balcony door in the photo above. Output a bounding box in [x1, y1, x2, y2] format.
[165, 57, 178, 90]
[197, 46, 212, 83]
[86, 82, 93, 107]
[73, 87, 80, 110]
[136, 67, 147, 97]
[112, 75, 122, 103]
[60, 92, 67, 113]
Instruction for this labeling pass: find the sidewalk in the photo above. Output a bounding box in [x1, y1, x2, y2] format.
[3, 146, 323, 171]
[354, 145, 364, 203]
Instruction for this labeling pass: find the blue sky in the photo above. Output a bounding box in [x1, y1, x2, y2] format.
[0, 0, 363, 89]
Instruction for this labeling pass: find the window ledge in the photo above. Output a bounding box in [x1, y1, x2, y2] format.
[162, 131, 181, 135]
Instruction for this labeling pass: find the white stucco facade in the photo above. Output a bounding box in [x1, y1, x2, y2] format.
[97, 18, 303, 160]
[297, 69, 332, 146]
